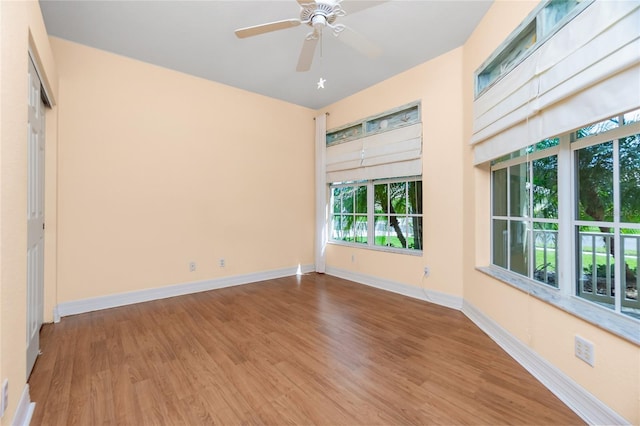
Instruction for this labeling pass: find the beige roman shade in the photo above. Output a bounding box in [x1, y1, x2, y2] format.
[326, 122, 422, 182]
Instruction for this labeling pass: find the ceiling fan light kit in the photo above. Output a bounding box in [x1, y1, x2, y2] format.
[234, 0, 381, 72]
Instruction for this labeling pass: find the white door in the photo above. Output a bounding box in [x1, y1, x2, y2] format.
[26, 56, 45, 378]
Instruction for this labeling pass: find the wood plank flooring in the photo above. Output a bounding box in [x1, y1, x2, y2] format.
[29, 273, 584, 425]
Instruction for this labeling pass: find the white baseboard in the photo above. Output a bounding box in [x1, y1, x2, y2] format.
[462, 301, 630, 426]
[325, 266, 464, 310]
[12, 385, 35, 426]
[56, 264, 315, 318]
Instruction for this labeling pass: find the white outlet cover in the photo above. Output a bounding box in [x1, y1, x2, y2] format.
[575, 335, 595, 367]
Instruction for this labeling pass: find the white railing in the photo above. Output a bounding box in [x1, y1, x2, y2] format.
[577, 231, 639, 311]
[533, 229, 558, 287]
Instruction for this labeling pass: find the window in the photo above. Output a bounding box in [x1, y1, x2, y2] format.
[573, 116, 640, 318]
[331, 183, 368, 244]
[491, 141, 559, 286]
[475, 0, 589, 96]
[490, 110, 640, 320]
[330, 177, 422, 252]
[326, 103, 420, 146]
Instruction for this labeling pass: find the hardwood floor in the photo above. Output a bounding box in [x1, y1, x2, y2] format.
[29, 273, 584, 425]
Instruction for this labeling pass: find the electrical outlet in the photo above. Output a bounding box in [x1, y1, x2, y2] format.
[351, 254, 355, 263]
[219, 258, 225, 268]
[423, 266, 430, 277]
[1, 379, 8, 418]
[575, 335, 595, 366]
[189, 261, 196, 272]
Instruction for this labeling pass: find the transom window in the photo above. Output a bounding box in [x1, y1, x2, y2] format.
[330, 178, 423, 252]
[491, 109, 640, 320]
[475, 0, 590, 96]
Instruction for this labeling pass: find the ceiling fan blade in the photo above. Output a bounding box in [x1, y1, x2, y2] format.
[296, 36, 319, 72]
[337, 26, 381, 58]
[296, 0, 315, 6]
[235, 19, 301, 39]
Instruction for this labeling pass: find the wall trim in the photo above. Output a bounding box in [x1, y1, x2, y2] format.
[325, 266, 464, 310]
[12, 385, 35, 426]
[56, 264, 315, 318]
[462, 301, 630, 426]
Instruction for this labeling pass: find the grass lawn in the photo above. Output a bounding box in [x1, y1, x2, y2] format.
[534, 247, 638, 273]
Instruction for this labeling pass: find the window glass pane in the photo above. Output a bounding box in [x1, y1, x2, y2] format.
[576, 141, 614, 222]
[493, 219, 508, 268]
[354, 215, 368, 244]
[535, 138, 559, 152]
[476, 20, 536, 95]
[332, 187, 341, 213]
[379, 216, 406, 249]
[342, 187, 355, 213]
[491, 153, 514, 165]
[576, 226, 615, 302]
[576, 118, 619, 139]
[539, 0, 579, 38]
[409, 217, 423, 250]
[533, 155, 558, 219]
[390, 182, 407, 214]
[355, 186, 367, 214]
[374, 184, 387, 214]
[533, 222, 558, 287]
[394, 219, 408, 248]
[509, 163, 529, 217]
[493, 168, 507, 216]
[333, 215, 351, 242]
[382, 220, 398, 247]
[407, 181, 422, 215]
[623, 108, 640, 125]
[619, 134, 640, 224]
[510, 221, 529, 276]
[374, 216, 389, 247]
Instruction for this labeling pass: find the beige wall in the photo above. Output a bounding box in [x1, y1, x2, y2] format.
[462, 1, 639, 423]
[324, 47, 465, 298]
[50, 38, 316, 304]
[2, 1, 637, 424]
[0, 1, 58, 423]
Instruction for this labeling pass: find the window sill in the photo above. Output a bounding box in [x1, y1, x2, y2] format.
[328, 240, 423, 257]
[476, 266, 640, 346]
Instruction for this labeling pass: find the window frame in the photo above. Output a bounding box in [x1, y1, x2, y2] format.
[490, 144, 561, 286]
[474, 0, 593, 98]
[329, 176, 423, 256]
[571, 119, 640, 316]
[488, 111, 640, 340]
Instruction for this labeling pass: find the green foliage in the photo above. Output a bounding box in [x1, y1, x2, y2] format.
[332, 180, 423, 250]
[575, 132, 640, 224]
[532, 155, 558, 218]
[619, 134, 640, 223]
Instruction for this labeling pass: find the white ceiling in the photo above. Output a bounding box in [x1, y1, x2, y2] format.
[39, 0, 493, 110]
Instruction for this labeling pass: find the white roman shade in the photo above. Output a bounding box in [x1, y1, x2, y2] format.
[326, 122, 422, 182]
[471, 1, 640, 164]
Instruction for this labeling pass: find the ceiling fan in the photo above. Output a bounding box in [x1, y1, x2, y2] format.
[234, 0, 383, 72]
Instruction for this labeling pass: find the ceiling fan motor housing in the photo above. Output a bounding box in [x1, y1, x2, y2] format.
[301, 1, 340, 29]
